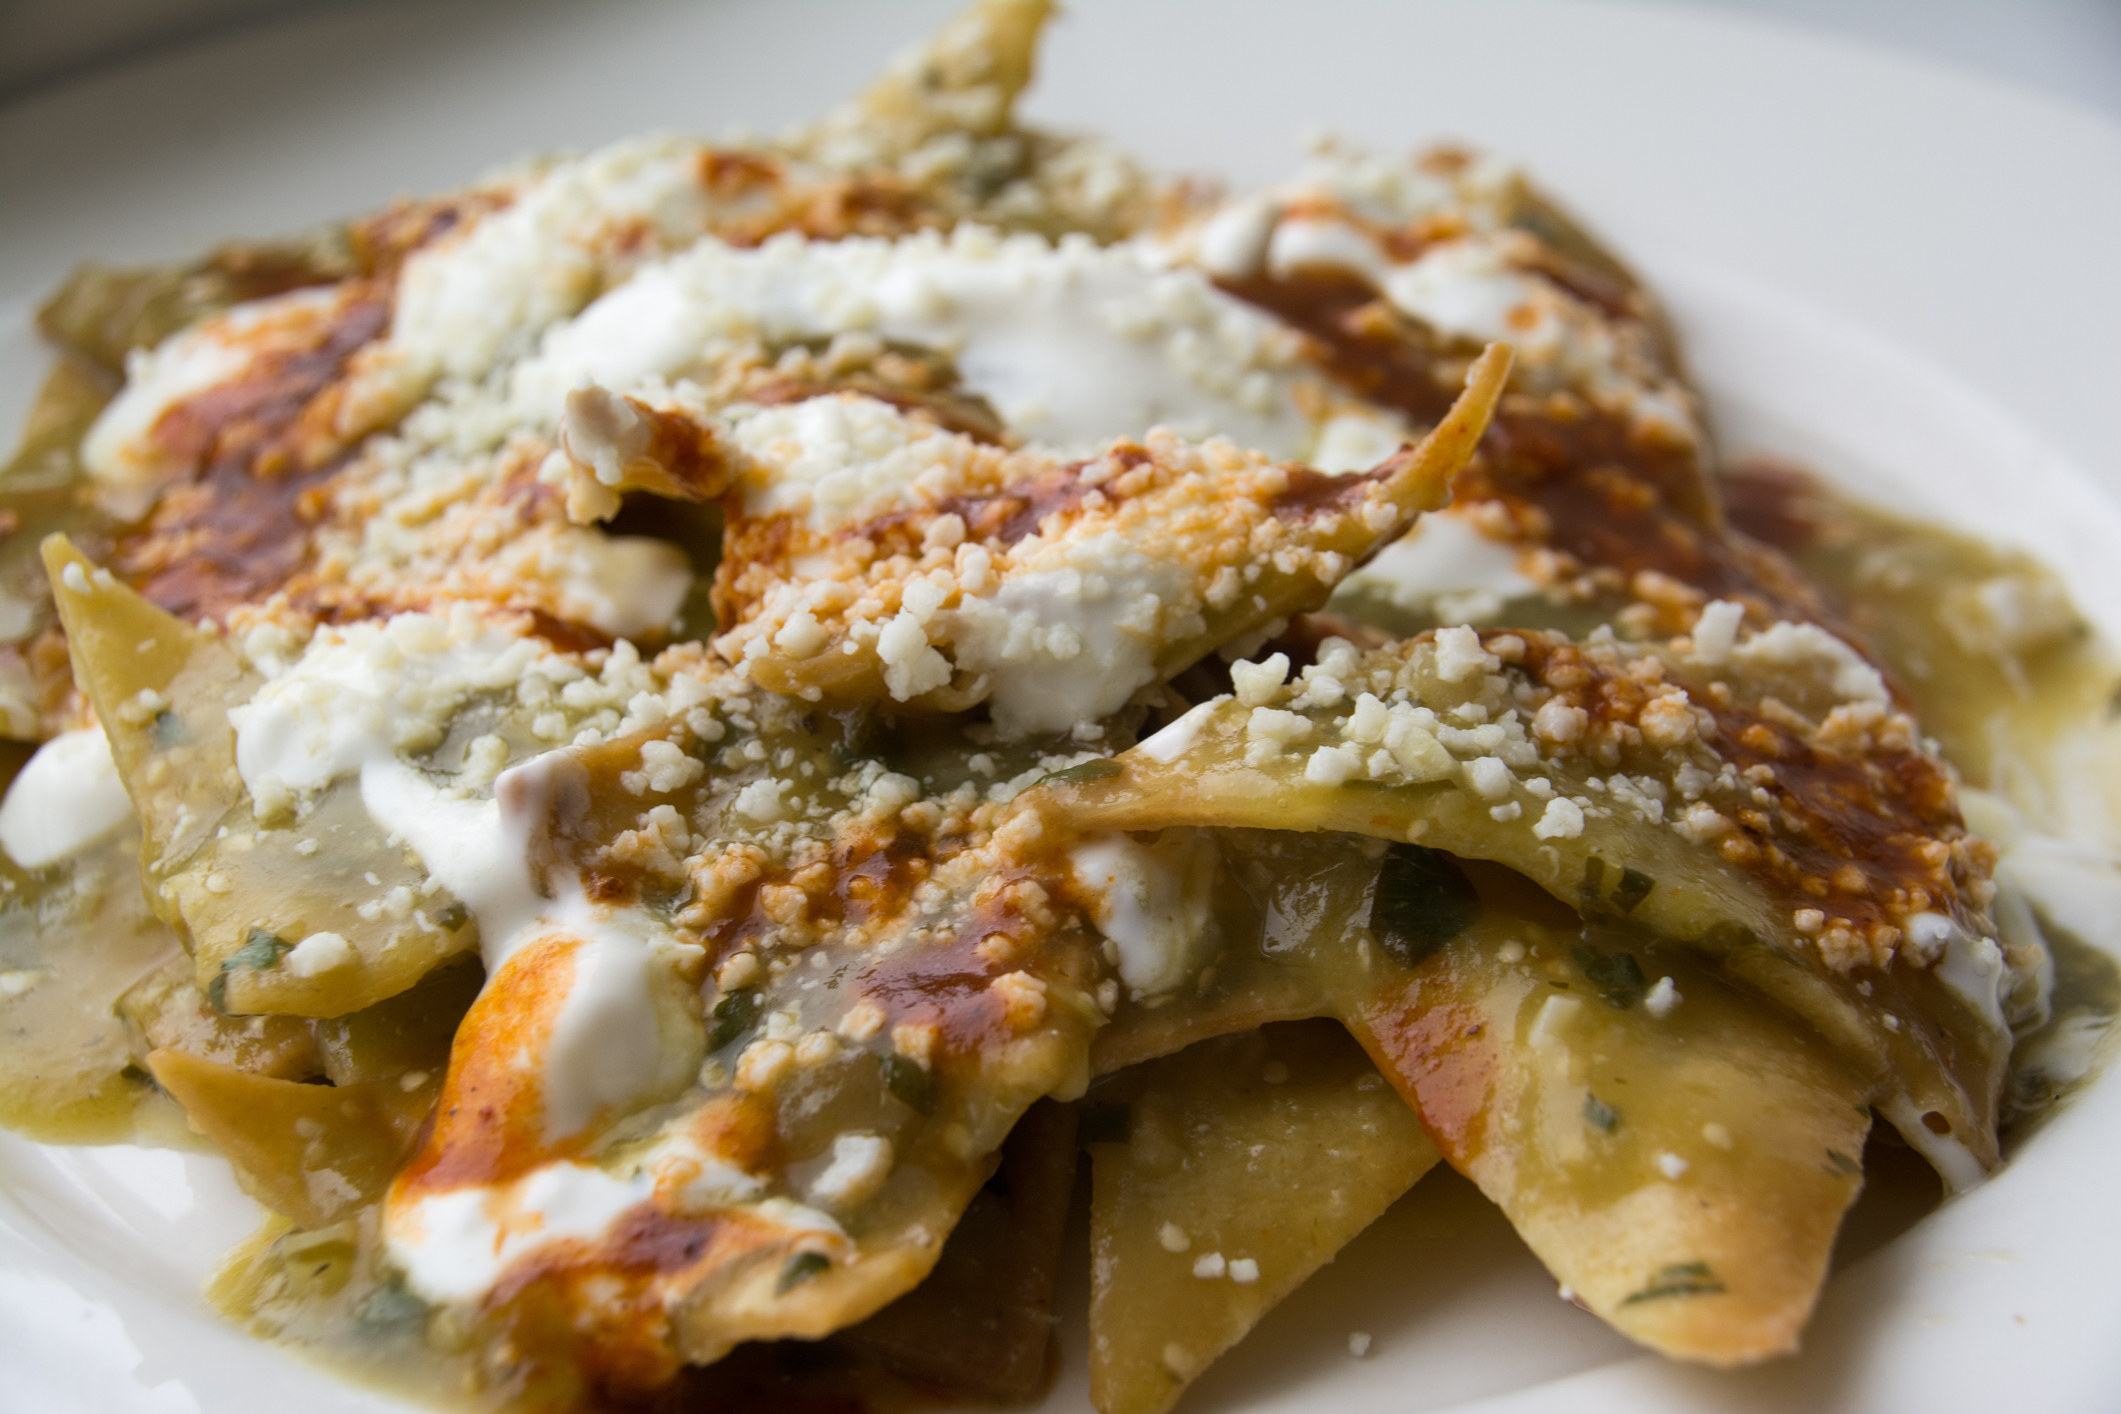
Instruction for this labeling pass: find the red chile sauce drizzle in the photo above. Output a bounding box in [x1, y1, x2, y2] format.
[101, 194, 507, 623]
[1216, 267, 1838, 633]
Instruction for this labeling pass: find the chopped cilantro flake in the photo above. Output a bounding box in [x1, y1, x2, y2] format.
[1621, 1261, 1725, 1304]
[709, 988, 759, 1050]
[881, 1053, 937, 1114]
[1574, 945, 1648, 1009]
[208, 928, 289, 1012]
[1368, 844, 1478, 968]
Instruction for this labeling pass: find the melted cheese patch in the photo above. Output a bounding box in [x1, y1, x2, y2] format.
[513, 224, 1313, 463]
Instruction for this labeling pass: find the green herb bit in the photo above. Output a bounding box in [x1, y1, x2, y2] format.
[1368, 843, 1479, 969]
[1613, 868, 1655, 913]
[881, 1052, 938, 1115]
[208, 927, 290, 1011]
[1574, 944, 1647, 1009]
[1823, 1148, 1862, 1177]
[1583, 1094, 1620, 1133]
[433, 900, 471, 932]
[150, 709, 185, 748]
[709, 988, 759, 1050]
[1578, 857, 1607, 915]
[1620, 1260, 1725, 1305]
[1038, 758, 1122, 788]
[356, 1280, 428, 1328]
[230, 927, 289, 970]
[1080, 1101, 1132, 1145]
[777, 1250, 833, 1294]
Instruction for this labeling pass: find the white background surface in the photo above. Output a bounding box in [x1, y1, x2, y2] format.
[2, 3, 2120, 1413]
[4, 0, 2119, 119]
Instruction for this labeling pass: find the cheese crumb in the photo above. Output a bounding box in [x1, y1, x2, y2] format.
[1463, 756, 1513, 800]
[1703, 1122, 1735, 1150]
[1656, 1152, 1691, 1180]
[877, 611, 953, 700]
[1532, 698, 1587, 745]
[1433, 625, 1497, 682]
[733, 777, 788, 822]
[285, 931, 354, 977]
[1305, 744, 1361, 786]
[1692, 599, 1745, 664]
[807, 1132, 894, 1211]
[630, 738, 705, 795]
[735, 1038, 795, 1091]
[1193, 1252, 1227, 1279]
[1349, 1331, 1373, 1358]
[1245, 707, 1311, 763]
[1231, 652, 1292, 707]
[1228, 1257, 1260, 1284]
[1531, 797, 1585, 840]
[1344, 692, 1391, 744]
[990, 970, 1049, 1029]
[837, 1000, 887, 1043]
[1158, 1222, 1192, 1253]
[773, 610, 830, 659]
[1643, 976, 1681, 1017]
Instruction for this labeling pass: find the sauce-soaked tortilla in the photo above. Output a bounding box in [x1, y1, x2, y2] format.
[1085, 1019, 1439, 1413]
[47, 539, 481, 1015]
[3, 0, 2112, 1405]
[1040, 623, 2019, 1187]
[365, 698, 1118, 1390]
[1095, 832, 1870, 1365]
[550, 349, 1509, 730]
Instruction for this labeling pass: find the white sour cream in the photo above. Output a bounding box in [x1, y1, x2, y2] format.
[1336, 510, 1540, 621]
[1068, 829, 1221, 997]
[515, 225, 1313, 466]
[0, 727, 134, 870]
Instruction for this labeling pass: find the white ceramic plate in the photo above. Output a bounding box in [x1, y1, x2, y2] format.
[3, 3, 2120, 1410]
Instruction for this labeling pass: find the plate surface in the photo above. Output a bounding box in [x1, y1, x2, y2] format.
[3, 3, 2119, 1411]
